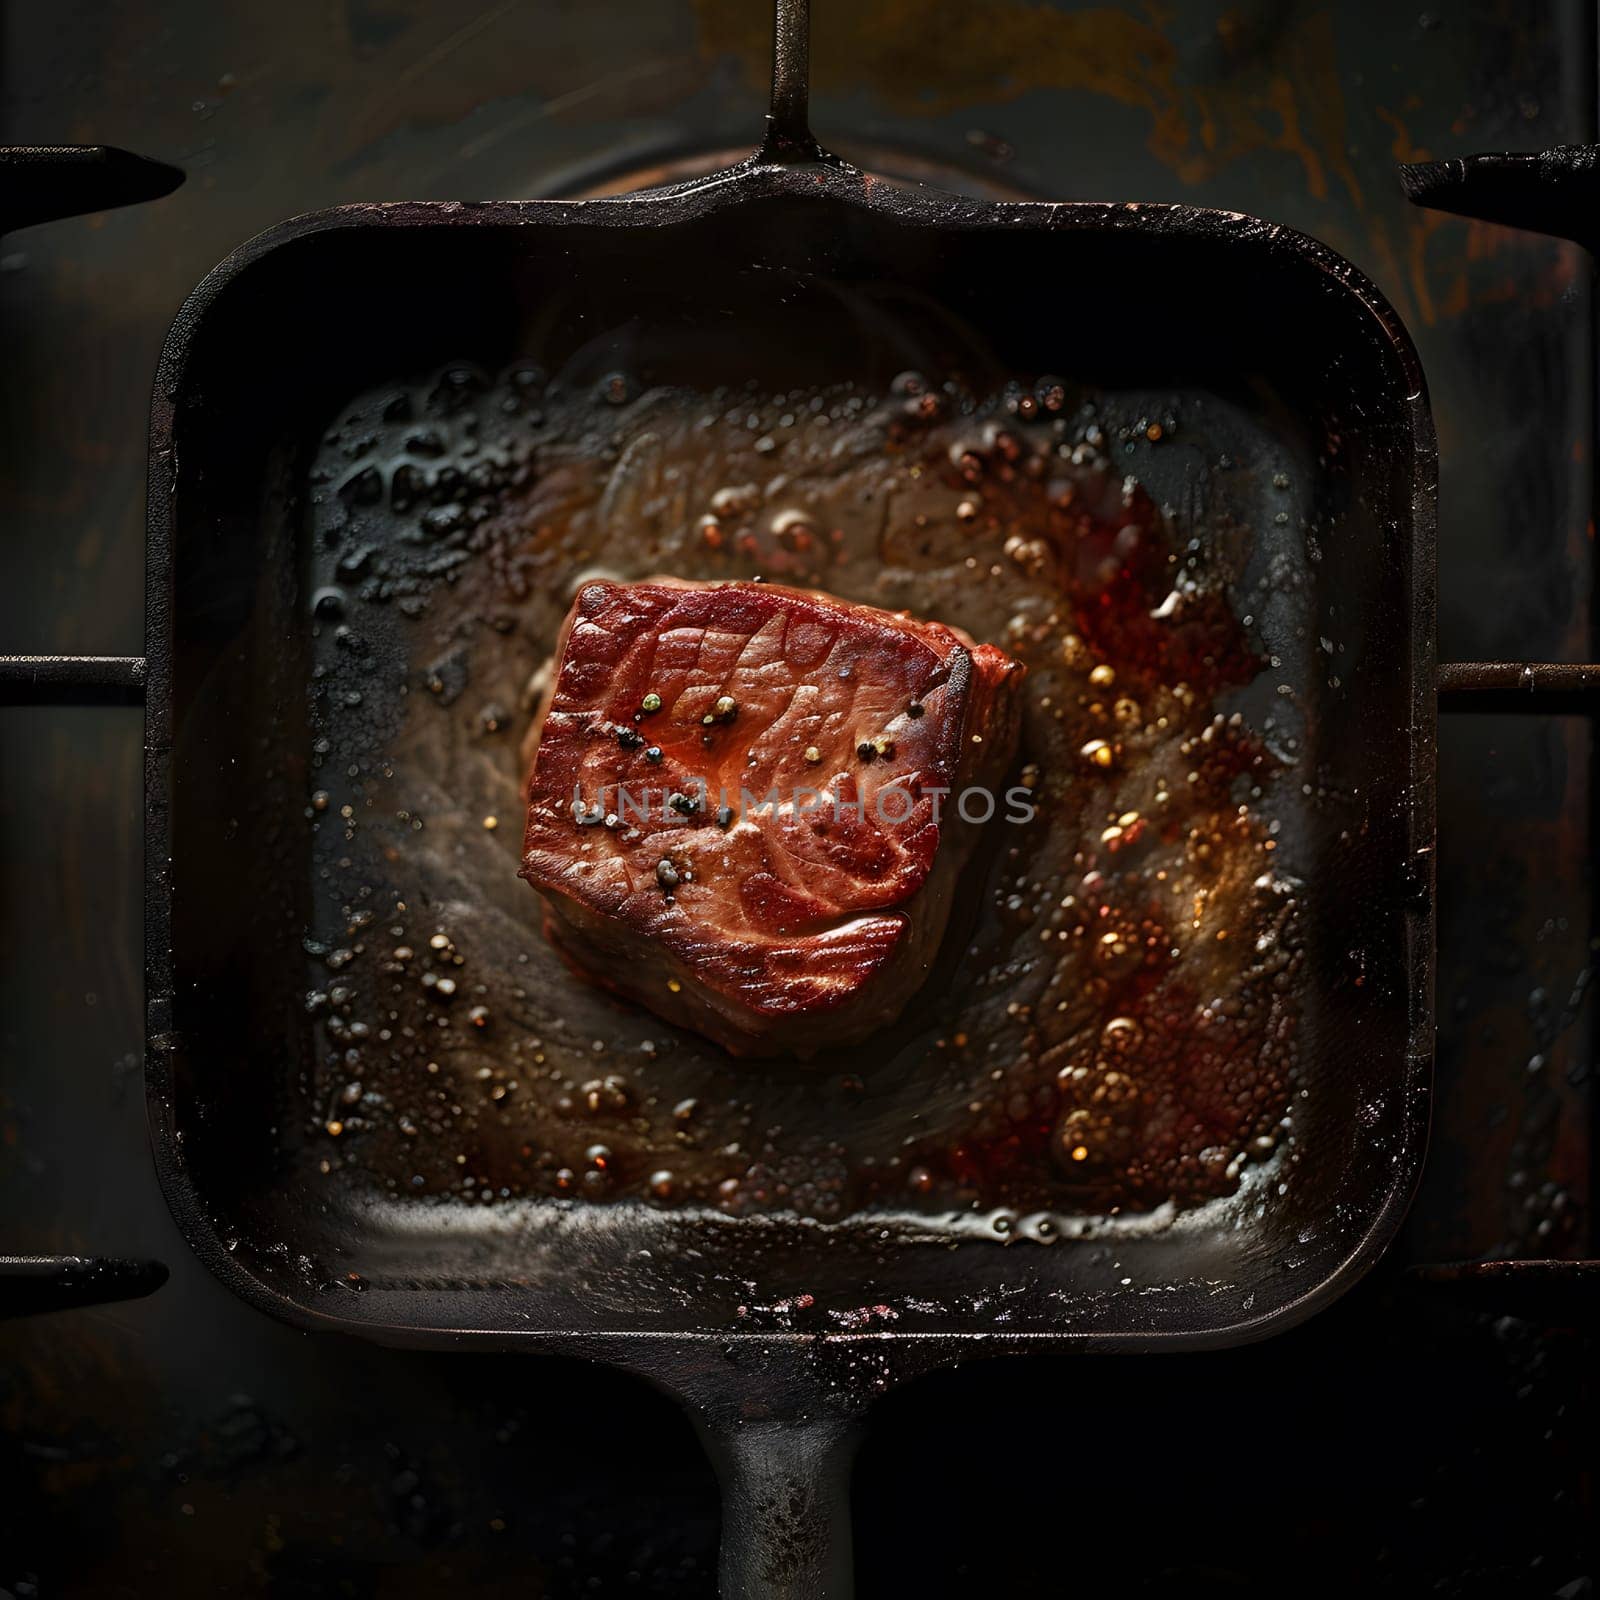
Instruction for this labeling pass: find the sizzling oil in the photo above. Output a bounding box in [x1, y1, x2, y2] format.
[301, 362, 1303, 1230]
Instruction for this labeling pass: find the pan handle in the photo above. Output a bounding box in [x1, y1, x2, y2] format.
[700, 1411, 861, 1599]
[759, 0, 829, 166]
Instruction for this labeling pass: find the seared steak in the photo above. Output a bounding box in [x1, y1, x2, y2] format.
[520, 579, 1025, 1057]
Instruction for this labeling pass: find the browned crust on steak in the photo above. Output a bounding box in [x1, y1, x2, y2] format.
[520, 579, 1025, 1056]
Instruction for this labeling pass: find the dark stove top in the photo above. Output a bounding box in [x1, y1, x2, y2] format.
[1, 2, 1594, 1594]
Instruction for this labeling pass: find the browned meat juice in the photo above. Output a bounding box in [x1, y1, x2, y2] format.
[302, 358, 1302, 1235]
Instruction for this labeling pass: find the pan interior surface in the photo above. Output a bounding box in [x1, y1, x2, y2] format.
[151, 180, 1430, 1344]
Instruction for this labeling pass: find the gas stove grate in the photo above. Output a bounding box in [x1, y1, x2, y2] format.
[0, 146, 178, 1318]
[3, 137, 1597, 1322]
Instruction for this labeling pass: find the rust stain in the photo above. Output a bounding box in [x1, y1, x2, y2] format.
[1367, 103, 1443, 325]
[694, 2, 1580, 338]
[694, 2, 1377, 197]
[1436, 274, 1471, 320]
[1193, 85, 1219, 155]
[1274, 18, 1364, 211]
[691, 2, 1457, 321]
[1404, 223, 1441, 325]
[1374, 110, 1431, 176]
[1261, 76, 1326, 198]
[697, 0, 1195, 163]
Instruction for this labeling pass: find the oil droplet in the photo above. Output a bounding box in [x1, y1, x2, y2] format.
[1101, 1016, 1143, 1051]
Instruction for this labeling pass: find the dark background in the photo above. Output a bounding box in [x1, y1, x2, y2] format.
[1, 2, 1594, 1594]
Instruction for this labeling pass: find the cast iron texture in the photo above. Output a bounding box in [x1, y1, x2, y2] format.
[142, 3, 1436, 1593]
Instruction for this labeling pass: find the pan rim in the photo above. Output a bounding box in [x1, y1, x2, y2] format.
[144, 154, 1437, 1356]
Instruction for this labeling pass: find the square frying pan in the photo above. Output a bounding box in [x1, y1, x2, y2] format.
[142, 3, 1435, 1592]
